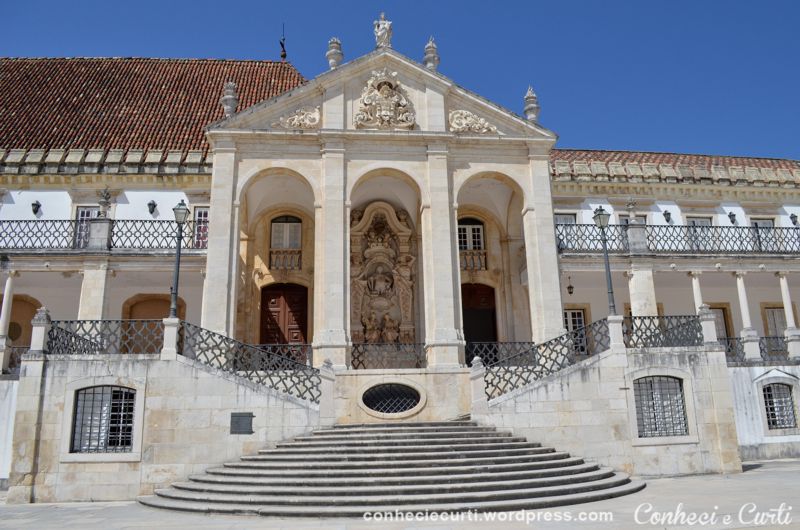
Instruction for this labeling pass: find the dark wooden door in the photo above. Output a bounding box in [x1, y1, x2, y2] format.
[260, 284, 308, 344]
[461, 283, 497, 343]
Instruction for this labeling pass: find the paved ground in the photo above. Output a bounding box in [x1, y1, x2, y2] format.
[0, 460, 798, 529]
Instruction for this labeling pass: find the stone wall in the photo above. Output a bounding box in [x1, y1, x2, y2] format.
[728, 364, 800, 460]
[0, 377, 18, 489]
[6, 353, 320, 503]
[477, 346, 742, 477]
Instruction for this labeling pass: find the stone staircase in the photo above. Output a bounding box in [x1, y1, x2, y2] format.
[138, 420, 644, 516]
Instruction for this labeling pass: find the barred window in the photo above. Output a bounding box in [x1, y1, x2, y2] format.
[634, 376, 689, 438]
[71, 386, 136, 453]
[763, 383, 797, 430]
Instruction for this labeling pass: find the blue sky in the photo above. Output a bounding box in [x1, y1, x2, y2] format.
[4, 1, 799, 159]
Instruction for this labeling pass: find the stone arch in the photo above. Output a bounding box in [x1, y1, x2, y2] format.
[238, 166, 320, 207]
[121, 293, 186, 320]
[238, 167, 317, 234]
[3, 294, 41, 346]
[349, 167, 426, 215]
[454, 170, 527, 204]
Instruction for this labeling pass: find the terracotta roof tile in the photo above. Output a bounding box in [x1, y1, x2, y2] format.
[550, 148, 800, 171]
[0, 57, 305, 155]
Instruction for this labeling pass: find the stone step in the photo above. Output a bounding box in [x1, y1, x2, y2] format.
[331, 421, 478, 429]
[138, 481, 645, 516]
[190, 461, 600, 486]
[152, 473, 633, 506]
[243, 445, 556, 462]
[176, 468, 615, 496]
[296, 430, 514, 441]
[312, 425, 497, 436]
[227, 451, 571, 469]
[265, 439, 536, 452]
[208, 455, 586, 477]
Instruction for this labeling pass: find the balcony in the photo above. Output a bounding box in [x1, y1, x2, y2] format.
[459, 249, 487, 271]
[0, 219, 208, 252]
[556, 223, 800, 256]
[269, 249, 302, 270]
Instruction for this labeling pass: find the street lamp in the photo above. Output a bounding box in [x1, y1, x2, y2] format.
[593, 206, 617, 316]
[169, 200, 191, 319]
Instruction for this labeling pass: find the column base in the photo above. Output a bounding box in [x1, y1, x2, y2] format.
[312, 343, 349, 370]
[425, 341, 464, 368]
[785, 327, 800, 359]
[5, 485, 33, 504]
[0, 335, 11, 373]
[740, 328, 761, 361]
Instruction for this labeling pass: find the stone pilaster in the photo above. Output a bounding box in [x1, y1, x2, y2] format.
[77, 263, 111, 320]
[0, 270, 17, 372]
[201, 145, 238, 335]
[689, 271, 704, 313]
[420, 143, 462, 367]
[311, 140, 349, 369]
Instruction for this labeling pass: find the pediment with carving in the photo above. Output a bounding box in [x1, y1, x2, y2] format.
[354, 68, 416, 130]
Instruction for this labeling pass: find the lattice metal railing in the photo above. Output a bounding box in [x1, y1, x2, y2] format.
[720, 337, 745, 362]
[646, 225, 800, 254]
[350, 343, 427, 370]
[269, 249, 302, 270]
[460, 250, 487, 271]
[48, 320, 164, 355]
[180, 322, 321, 402]
[0, 220, 88, 249]
[555, 224, 629, 253]
[111, 220, 208, 249]
[760, 336, 788, 360]
[484, 318, 610, 400]
[466, 342, 536, 366]
[251, 343, 312, 366]
[623, 315, 703, 348]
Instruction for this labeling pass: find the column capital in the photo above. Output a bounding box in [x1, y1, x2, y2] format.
[733, 271, 747, 279]
[687, 270, 702, 278]
[775, 271, 789, 279]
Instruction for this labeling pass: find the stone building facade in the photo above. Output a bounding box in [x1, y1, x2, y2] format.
[1, 17, 799, 504]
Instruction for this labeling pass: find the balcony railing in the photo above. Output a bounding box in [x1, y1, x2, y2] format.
[722, 335, 792, 363]
[350, 343, 427, 370]
[460, 250, 487, 271]
[622, 316, 703, 348]
[111, 220, 208, 249]
[269, 249, 302, 270]
[0, 220, 89, 249]
[556, 223, 800, 255]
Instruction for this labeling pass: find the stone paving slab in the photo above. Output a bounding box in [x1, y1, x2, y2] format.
[1, 460, 799, 529]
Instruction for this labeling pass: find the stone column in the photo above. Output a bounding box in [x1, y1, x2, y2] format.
[734, 272, 760, 360]
[627, 264, 658, 316]
[522, 150, 565, 341]
[420, 143, 463, 367]
[0, 270, 16, 372]
[311, 140, 349, 369]
[689, 271, 704, 313]
[201, 145, 238, 335]
[776, 272, 800, 358]
[77, 263, 111, 320]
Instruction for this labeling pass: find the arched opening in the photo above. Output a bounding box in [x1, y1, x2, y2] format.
[122, 294, 186, 321]
[3, 294, 41, 347]
[260, 283, 308, 344]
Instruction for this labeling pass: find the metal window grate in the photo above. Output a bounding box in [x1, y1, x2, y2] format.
[763, 383, 797, 430]
[362, 383, 420, 414]
[634, 376, 688, 438]
[71, 386, 135, 453]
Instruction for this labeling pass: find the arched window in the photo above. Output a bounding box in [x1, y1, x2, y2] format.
[71, 386, 136, 453]
[271, 215, 302, 250]
[457, 218, 484, 251]
[763, 383, 797, 430]
[633, 376, 688, 437]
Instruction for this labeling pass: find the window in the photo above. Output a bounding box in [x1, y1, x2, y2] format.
[633, 376, 689, 437]
[763, 383, 797, 430]
[765, 307, 788, 337]
[709, 306, 731, 339]
[71, 386, 136, 453]
[751, 218, 778, 252]
[74, 206, 100, 248]
[457, 218, 484, 251]
[554, 213, 577, 225]
[685, 216, 713, 252]
[564, 308, 588, 355]
[193, 207, 209, 248]
[271, 216, 302, 249]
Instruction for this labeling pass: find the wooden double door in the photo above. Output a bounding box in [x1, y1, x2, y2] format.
[461, 283, 498, 343]
[260, 284, 308, 344]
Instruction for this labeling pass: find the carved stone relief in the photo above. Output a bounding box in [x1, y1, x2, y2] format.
[354, 68, 415, 130]
[350, 202, 416, 343]
[272, 106, 321, 129]
[448, 109, 497, 134]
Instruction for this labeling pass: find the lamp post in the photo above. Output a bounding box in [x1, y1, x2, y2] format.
[593, 206, 617, 316]
[169, 200, 191, 319]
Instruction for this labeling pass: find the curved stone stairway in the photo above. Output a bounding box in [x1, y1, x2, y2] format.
[138, 420, 645, 516]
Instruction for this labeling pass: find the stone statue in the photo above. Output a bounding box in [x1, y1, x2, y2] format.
[381, 313, 400, 343]
[373, 13, 392, 48]
[362, 311, 381, 343]
[367, 265, 393, 295]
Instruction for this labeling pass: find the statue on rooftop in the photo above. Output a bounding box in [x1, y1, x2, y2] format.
[374, 13, 392, 48]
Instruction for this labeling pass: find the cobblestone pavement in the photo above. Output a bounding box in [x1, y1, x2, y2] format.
[1, 460, 798, 529]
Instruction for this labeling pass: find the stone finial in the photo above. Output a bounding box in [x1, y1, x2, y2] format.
[373, 12, 393, 48]
[423, 36, 440, 71]
[32, 306, 51, 325]
[326, 37, 343, 69]
[97, 186, 112, 217]
[523, 85, 540, 122]
[220, 81, 239, 117]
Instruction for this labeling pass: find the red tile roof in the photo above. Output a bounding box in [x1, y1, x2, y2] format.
[551, 148, 800, 170]
[0, 57, 305, 154]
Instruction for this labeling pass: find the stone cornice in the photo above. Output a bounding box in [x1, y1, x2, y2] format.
[552, 179, 800, 202]
[0, 172, 211, 189]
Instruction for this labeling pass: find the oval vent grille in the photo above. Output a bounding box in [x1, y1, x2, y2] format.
[362, 383, 420, 414]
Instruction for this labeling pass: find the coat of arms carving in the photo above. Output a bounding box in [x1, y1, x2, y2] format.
[354, 68, 415, 130]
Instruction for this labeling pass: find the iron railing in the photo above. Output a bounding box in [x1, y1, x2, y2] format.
[460, 250, 487, 271]
[0, 220, 88, 249]
[623, 316, 703, 348]
[111, 220, 208, 249]
[555, 224, 629, 253]
[268, 249, 302, 270]
[350, 343, 427, 370]
[251, 343, 312, 366]
[484, 318, 610, 400]
[760, 336, 788, 360]
[48, 320, 165, 355]
[466, 342, 536, 366]
[180, 322, 320, 402]
[720, 337, 745, 362]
